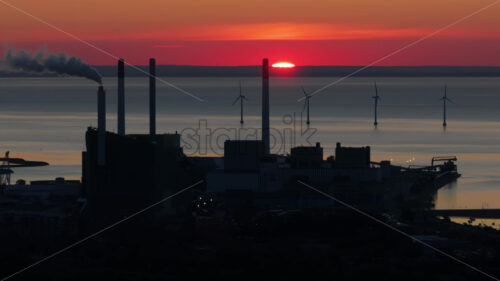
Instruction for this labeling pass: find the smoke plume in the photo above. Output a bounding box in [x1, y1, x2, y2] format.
[4, 49, 102, 84]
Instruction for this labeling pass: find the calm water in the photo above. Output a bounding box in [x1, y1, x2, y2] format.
[1, 76, 500, 210]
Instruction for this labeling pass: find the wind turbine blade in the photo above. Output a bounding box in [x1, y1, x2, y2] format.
[239, 81, 242, 96]
[232, 96, 241, 105]
[446, 97, 454, 104]
[374, 81, 378, 96]
[302, 100, 307, 111]
[301, 86, 308, 97]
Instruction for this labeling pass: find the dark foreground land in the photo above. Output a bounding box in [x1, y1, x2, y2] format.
[1, 208, 500, 281]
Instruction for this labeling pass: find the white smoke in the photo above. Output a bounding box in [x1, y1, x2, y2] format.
[3, 48, 102, 84]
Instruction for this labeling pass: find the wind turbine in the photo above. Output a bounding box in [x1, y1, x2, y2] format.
[301, 87, 312, 125]
[232, 81, 247, 124]
[372, 82, 380, 127]
[440, 84, 453, 127]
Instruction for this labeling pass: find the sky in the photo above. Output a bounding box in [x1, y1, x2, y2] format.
[1, 0, 500, 65]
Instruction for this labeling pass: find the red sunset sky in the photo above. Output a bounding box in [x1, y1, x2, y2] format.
[1, 0, 500, 65]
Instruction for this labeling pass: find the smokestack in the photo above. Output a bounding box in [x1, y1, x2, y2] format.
[262, 58, 270, 155]
[97, 86, 106, 166]
[149, 58, 156, 135]
[117, 59, 125, 135]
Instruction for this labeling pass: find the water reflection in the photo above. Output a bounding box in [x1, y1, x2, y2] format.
[448, 217, 500, 230]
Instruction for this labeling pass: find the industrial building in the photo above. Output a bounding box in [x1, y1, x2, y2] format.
[205, 137, 459, 211]
[81, 59, 203, 229]
[207, 140, 379, 190]
[335, 142, 371, 168]
[290, 143, 324, 168]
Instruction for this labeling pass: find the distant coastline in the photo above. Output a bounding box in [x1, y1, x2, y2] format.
[2, 65, 500, 77]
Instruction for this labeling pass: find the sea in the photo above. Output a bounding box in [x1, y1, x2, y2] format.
[1, 76, 500, 216]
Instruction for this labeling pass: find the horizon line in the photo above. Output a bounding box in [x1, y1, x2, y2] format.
[90, 64, 500, 67]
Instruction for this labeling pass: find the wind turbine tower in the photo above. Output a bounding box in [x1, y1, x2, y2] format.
[301, 87, 312, 125]
[232, 81, 247, 124]
[440, 84, 453, 127]
[373, 82, 380, 127]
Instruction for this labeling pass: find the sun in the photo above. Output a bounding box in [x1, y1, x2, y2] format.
[272, 62, 295, 68]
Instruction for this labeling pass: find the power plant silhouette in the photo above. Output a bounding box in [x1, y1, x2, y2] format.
[78, 57, 462, 230]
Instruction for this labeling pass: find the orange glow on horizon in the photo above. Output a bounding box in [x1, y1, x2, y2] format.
[272, 62, 295, 68]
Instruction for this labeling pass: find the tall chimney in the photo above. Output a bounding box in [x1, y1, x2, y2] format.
[149, 58, 156, 135]
[97, 86, 106, 166]
[262, 58, 270, 155]
[117, 59, 125, 135]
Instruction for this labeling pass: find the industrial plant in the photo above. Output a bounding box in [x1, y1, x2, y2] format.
[74, 57, 461, 228]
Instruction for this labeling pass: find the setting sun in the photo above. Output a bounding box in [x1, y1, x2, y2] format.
[272, 62, 295, 68]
